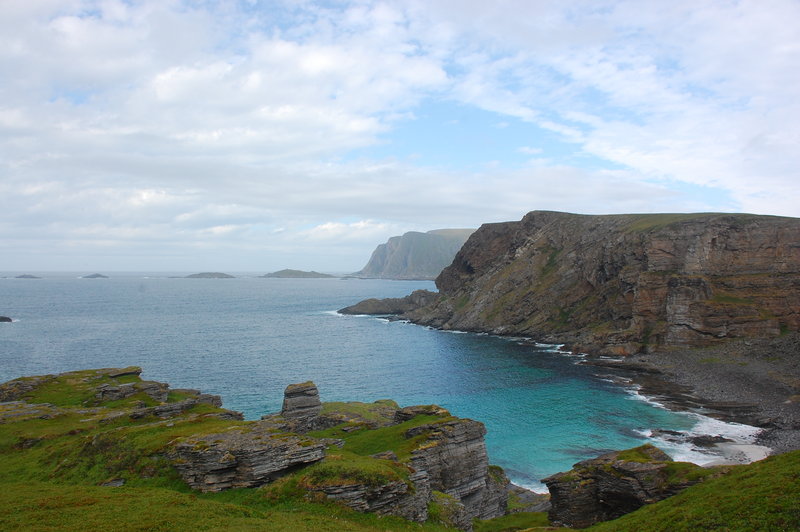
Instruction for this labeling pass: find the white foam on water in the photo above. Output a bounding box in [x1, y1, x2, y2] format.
[625, 385, 765, 465]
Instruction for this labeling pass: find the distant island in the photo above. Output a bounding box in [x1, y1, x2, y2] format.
[15, 274, 41, 279]
[184, 272, 235, 279]
[81, 273, 109, 279]
[261, 269, 335, 279]
[355, 228, 474, 280]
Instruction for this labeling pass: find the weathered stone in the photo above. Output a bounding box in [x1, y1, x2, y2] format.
[395, 404, 450, 423]
[543, 445, 709, 528]
[311, 470, 431, 523]
[106, 367, 142, 378]
[0, 375, 54, 402]
[281, 381, 321, 420]
[409, 419, 508, 522]
[0, 316, 12, 322]
[95, 380, 169, 403]
[171, 420, 326, 492]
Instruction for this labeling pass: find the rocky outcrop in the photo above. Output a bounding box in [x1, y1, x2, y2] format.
[308, 470, 432, 523]
[395, 211, 800, 354]
[356, 229, 474, 280]
[409, 419, 508, 521]
[339, 289, 438, 315]
[543, 444, 720, 528]
[171, 422, 326, 492]
[0, 316, 12, 322]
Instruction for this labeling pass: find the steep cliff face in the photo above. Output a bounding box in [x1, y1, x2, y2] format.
[357, 229, 475, 280]
[407, 211, 800, 354]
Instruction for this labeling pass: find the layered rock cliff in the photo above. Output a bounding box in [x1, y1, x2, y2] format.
[401, 211, 800, 354]
[356, 228, 475, 280]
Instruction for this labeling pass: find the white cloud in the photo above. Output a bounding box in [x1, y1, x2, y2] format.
[0, 0, 798, 271]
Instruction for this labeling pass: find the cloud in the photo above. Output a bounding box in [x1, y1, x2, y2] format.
[0, 0, 798, 271]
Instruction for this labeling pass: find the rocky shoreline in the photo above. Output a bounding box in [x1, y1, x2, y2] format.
[578, 333, 800, 455]
[342, 298, 798, 463]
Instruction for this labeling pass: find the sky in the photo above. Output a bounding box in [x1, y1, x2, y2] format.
[2, 0, 799, 273]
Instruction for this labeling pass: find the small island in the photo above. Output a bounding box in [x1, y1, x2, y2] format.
[15, 274, 41, 279]
[261, 269, 335, 279]
[81, 273, 109, 279]
[184, 272, 235, 279]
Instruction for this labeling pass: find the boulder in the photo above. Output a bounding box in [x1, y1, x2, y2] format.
[0, 316, 11, 322]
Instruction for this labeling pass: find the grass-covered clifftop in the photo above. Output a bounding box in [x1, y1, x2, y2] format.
[0, 368, 498, 531]
[2, 367, 798, 531]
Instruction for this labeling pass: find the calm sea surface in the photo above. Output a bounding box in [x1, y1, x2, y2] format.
[0, 274, 756, 490]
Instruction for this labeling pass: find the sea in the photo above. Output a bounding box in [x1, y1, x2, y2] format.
[0, 273, 761, 491]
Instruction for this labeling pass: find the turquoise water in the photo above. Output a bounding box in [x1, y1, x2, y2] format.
[0, 274, 743, 489]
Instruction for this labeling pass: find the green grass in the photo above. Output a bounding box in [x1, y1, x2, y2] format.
[0, 481, 453, 532]
[473, 511, 551, 531]
[589, 450, 800, 531]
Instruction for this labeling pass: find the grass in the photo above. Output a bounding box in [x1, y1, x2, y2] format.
[0, 481, 452, 532]
[589, 450, 800, 531]
[473, 512, 551, 531]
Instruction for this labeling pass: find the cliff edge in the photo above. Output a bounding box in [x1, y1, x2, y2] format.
[403, 211, 799, 355]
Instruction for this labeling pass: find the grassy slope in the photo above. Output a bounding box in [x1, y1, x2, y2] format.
[0, 370, 453, 531]
[589, 450, 800, 532]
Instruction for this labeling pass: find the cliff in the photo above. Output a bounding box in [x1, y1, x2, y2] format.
[0, 368, 511, 531]
[356, 229, 475, 280]
[402, 211, 800, 355]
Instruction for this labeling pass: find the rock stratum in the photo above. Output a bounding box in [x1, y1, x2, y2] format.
[356, 228, 475, 280]
[390, 211, 800, 355]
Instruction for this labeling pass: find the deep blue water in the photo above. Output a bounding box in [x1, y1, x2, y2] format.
[0, 274, 751, 490]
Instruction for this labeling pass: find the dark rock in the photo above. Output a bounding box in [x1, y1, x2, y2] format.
[339, 289, 439, 315]
[543, 444, 712, 528]
[100, 478, 125, 487]
[0, 316, 11, 322]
